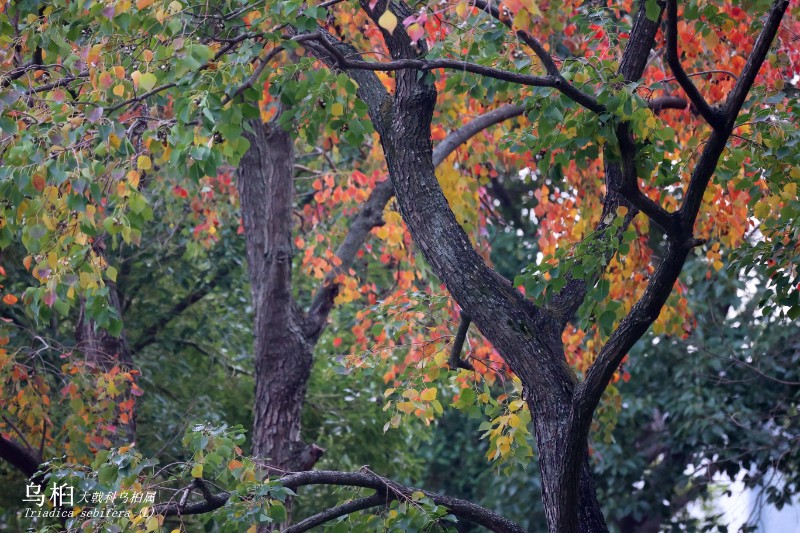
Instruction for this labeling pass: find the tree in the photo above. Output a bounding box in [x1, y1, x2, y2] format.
[1, 0, 799, 531]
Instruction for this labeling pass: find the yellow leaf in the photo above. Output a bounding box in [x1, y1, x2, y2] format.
[514, 7, 531, 30]
[387, 229, 404, 246]
[397, 401, 415, 414]
[420, 388, 437, 401]
[127, 170, 140, 189]
[378, 10, 398, 34]
[168, 0, 183, 13]
[402, 388, 419, 400]
[145, 516, 159, 532]
[704, 30, 719, 49]
[374, 226, 390, 240]
[523, 0, 541, 16]
[113, 84, 125, 97]
[109, 133, 121, 150]
[754, 201, 770, 220]
[191, 463, 203, 478]
[137, 155, 152, 170]
[781, 182, 797, 201]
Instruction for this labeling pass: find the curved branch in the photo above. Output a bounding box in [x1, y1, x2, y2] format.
[155, 470, 528, 533]
[665, 0, 725, 130]
[615, 123, 681, 237]
[432, 104, 524, 163]
[304, 104, 527, 340]
[283, 493, 387, 533]
[574, 0, 790, 455]
[449, 314, 474, 371]
[469, 0, 600, 111]
[281, 470, 528, 533]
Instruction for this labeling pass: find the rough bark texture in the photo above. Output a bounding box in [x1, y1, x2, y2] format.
[326, 0, 790, 530]
[237, 118, 319, 473]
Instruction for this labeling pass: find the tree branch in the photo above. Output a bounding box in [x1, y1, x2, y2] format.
[665, 0, 725, 130]
[0, 434, 42, 479]
[680, 0, 789, 232]
[283, 493, 387, 533]
[615, 123, 681, 237]
[648, 95, 687, 113]
[449, 314, 474, 371]
[303, 104, 527, 340]
[546, 0, 667, 328]
[574, 0, 790, 454]
[156, 470, 528, 533]
[469, 0, 600, 112]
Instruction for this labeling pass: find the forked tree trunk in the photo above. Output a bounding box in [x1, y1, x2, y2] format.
[237, 119, 322, 475]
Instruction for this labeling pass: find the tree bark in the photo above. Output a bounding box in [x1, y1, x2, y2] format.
[237, 118, 322, 474]
[76, 280, 136, 443]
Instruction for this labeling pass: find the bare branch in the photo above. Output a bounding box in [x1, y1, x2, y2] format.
[432, 104, 525, 162]
[648, 95, 688, 113]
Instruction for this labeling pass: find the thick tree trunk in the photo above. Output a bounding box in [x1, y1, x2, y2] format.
[237, 119, 322, 474]
[372, 73, 606, 532]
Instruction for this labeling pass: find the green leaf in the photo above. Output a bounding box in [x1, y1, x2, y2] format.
[268, 502, 287, 522]
[645, 0, 661, 22]
[138, 72, 157, 92]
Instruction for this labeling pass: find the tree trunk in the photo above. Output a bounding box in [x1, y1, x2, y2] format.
[370, 70, 606, 531]
[237, 119, 322, 474]
[76, 279, 136, 443]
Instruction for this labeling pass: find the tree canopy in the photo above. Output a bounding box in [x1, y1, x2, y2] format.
[0, 0, 799, 531]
